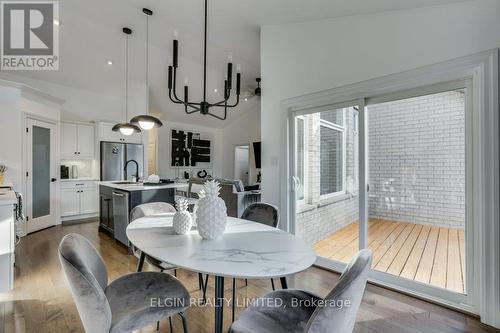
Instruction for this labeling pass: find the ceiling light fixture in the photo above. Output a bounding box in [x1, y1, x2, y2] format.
[112, 27, 141, 136]
[130, 8, 163, 131]
[53, 19, 60, 26]
[107, 60, 113, 66]
[167, 0, 241, 120]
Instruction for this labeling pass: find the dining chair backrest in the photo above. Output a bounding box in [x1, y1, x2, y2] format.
[130, 202, 176, 222]
[305, 249, 372, 333]
[241, 203, 279, 228]
[58, 233, 112, 333]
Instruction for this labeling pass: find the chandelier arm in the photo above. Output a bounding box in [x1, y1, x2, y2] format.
[185, 104, 201, 114]
[168, 89, 184, 104]
[171, 67, 185, 103]
[212, 94, 239, 108]
[206, 110, 227, 120]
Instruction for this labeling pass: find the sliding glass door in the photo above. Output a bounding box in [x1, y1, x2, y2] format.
[290, 80, 472, 306]
[292, 102, 363, 266]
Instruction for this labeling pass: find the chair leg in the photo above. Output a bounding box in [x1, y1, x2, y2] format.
[202, 274, 209, 303]
[179, 312, 189, 333]
[198, 273, 203, 290]
[232, 278, 236, 322]
[156, 320, 160, 332]
[174, 269, 177, 277]
[245, 279, 248, 286]
[271, 278, 275, 291]
[136, 251, 146, 272]
[169, 317, 173, 333]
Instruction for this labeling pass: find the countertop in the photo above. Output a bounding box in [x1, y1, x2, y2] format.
[99, 181, 188, 192]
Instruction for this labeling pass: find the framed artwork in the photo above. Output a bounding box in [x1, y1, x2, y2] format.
[171, 129, 212, 167]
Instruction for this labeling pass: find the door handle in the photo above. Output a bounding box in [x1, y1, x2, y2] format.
[113, 192, 125, 197]
[51, 178, 57, 182]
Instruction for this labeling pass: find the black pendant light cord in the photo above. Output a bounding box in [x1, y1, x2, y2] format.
[203, 0, 207, 102]
[146, 13, 149, 114]
[129, 8, 163, 130]
[167, 0, 241, 120]
[125, 31, 129, 122]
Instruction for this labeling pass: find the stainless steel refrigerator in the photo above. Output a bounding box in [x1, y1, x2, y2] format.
[100, 142, 144, 181]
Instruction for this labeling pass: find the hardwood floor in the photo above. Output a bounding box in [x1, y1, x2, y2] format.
[0, 221, 497, 333]
[315, 219, 466, 294]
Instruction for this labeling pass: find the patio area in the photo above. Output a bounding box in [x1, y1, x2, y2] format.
[314, 219, 466, 294]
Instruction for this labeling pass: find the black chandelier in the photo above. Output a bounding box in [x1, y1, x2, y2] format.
[167, 0, 241, 120]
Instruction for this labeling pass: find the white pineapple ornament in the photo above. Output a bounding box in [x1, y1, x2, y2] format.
[196, 180, 227, 240]
[173, 198, 193, 235]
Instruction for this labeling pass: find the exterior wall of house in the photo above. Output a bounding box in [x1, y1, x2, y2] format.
[296, 91, 465, 245]
[368, 91, 465, 228]
[296, 108, 359, 245]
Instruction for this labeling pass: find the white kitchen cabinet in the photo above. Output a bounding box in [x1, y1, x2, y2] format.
[80, 186, 98, 214]
[0, 191, 15, 293]
[61, 122, 95, 159]
[60, 180, 98, 220]
[99, 121, 142, 144]
[61, 188, 80, 216]
[61, 123, 78, 158]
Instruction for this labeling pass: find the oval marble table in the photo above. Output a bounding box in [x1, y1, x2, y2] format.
[126, 214, 317, 333]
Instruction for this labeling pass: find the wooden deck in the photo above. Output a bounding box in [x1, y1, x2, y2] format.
[314, 219, 466, 294]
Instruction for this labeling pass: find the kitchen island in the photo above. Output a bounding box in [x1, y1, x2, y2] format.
[99, 181, 188, 246]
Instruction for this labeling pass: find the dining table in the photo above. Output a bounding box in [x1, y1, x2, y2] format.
[126, 213, 317, 333]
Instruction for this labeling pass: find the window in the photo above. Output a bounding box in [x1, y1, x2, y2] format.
[320, 109, 346, 197]
[295, 116, 307, 201]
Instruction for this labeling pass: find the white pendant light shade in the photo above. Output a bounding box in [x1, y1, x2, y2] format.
[112, 123, 140, 136]
[139, 120, 155, 130]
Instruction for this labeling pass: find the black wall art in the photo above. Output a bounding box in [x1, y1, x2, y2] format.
[171, 129, 212, 167]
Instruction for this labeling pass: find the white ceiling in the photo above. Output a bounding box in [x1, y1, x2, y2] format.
[4, 0, 466, 128]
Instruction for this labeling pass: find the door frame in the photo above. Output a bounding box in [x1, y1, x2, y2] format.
[233, 144, 251, 186]
[280, 49, 499, 323]
[23, 114, 60, 233]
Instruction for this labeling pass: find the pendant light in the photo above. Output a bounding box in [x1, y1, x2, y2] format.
[167, 0, 241, 120]
[130, 8, 163, 130]
[113, 27, 141, 136]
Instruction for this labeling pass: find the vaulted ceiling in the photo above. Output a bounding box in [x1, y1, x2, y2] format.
[5, 0, 465, 128]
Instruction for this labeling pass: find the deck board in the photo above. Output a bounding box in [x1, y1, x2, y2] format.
[314, 220, 466, 294]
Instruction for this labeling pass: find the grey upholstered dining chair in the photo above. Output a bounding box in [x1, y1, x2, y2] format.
[59, 233, 190, 333]
[230, 203, 280, 321]
[130, 203, 208, 303]
[229, 249, 372, 333]
[241, 203, 280, 292]
[130, 202, 178, 272]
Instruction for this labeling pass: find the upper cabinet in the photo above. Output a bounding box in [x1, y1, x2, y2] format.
[61, 122, 95, 159]
[98, 121, 142, 144]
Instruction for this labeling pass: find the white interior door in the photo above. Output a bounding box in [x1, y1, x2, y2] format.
[26, 118, 57, 233]
[234, 145, 250, 185]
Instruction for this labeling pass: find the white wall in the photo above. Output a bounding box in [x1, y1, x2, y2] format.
[220, 105, 261, 182]
[260, 0, 500, 208]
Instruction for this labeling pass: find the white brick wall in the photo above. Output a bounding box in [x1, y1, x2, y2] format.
[296, 91, 465, 245]
[368, 91, 465, 229]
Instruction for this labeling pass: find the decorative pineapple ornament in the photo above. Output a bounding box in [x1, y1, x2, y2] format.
[173, 197, 193, 235]
[196, 180, 227, 240]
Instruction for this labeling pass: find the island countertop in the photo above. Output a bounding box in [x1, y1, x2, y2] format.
[99, 181, 188, 192]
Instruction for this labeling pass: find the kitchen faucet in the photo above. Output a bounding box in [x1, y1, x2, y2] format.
[124, 159, 139, 182]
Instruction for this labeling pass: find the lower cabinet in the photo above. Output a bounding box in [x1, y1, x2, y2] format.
[61, 181, 98, 220]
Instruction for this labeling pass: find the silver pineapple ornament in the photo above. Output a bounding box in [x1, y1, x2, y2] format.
[173, 197, 193, 235]
[196, 180, 227, 240]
